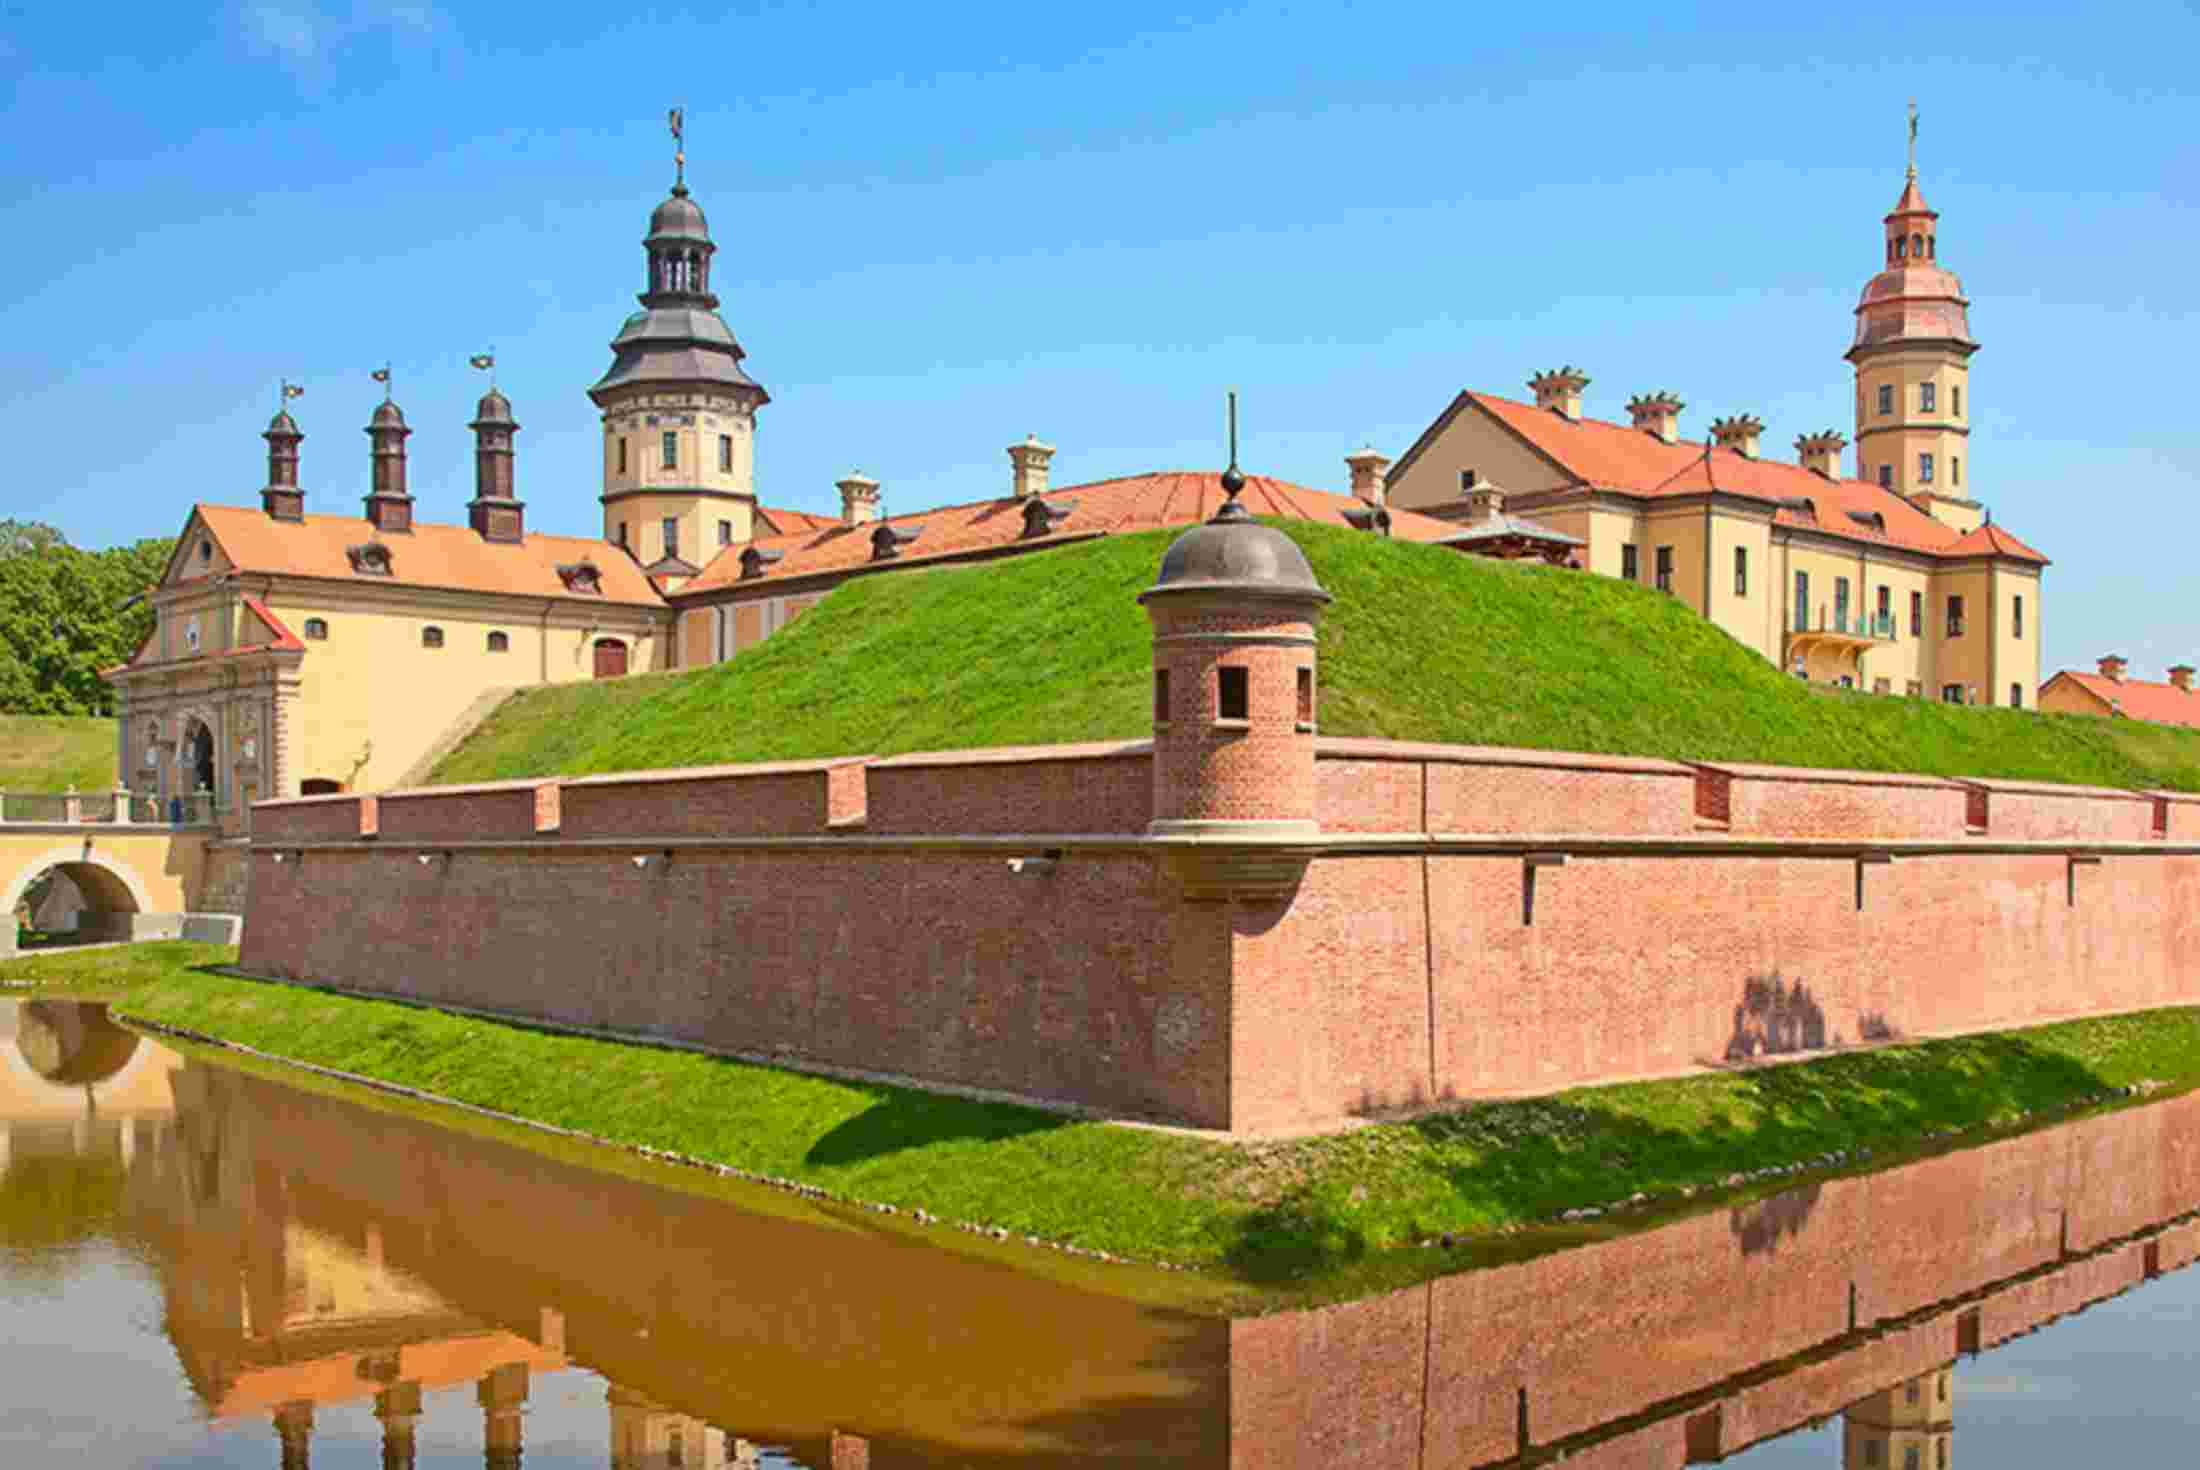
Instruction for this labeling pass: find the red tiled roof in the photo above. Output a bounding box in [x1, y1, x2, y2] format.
[236, 594, 306, 653]
[2043, 671, 2200, 729]
[1460, 391, 2046, 563]
[755, 504, 840, 536]
[192, 504, 666, 606]
[679, 471, 1458, 595]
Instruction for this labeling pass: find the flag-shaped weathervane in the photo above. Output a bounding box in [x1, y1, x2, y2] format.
[277, 379, 304, 409]
[469, 351, 497, 390]
[370, 363, 392, 400]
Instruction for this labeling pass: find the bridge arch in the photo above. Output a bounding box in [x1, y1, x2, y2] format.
[2, 845, 152, 944]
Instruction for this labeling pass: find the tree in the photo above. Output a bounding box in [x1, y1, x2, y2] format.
[0, 525, 172, 716]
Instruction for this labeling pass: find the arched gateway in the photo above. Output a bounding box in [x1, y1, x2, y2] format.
[1, 847, 152, 953]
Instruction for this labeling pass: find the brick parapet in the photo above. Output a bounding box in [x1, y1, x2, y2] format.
[1954, 777, 2158, 841]
[559, 758, 868, 838]
[867, 742, 1152, 835]
[1688, 761, 1970, 839]
[1313, 738, 1697, 835]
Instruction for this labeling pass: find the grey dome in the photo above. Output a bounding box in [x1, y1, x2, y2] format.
[1140, 507, 1330, 605]
[368, 399, 407, 429]
[647, 189, 711, 244]
[265, 409, 300, 436]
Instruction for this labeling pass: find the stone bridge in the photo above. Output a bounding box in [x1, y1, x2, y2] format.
[0, 790, 239, 960]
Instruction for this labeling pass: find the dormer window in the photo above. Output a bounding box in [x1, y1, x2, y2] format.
[738, 546, 784, 580]
[557, 560, 603, 596]
[346, 542, 394, 576]
[1341, 503, 1391, 536]
[1020, 498, 1075, 539]
[870, 523, 923, 562]
[198, 540, 212, 564]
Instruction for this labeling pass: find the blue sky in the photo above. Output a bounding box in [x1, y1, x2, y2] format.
[3, 1, 2195, 680]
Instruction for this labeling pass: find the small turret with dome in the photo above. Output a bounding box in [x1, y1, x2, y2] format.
[1140, 396, 1330, 898]
[261, 388, 306, 521]
[468, 378, 525, 544]
[1846, 104, 1984, 533]
[590, 112, 771, 570]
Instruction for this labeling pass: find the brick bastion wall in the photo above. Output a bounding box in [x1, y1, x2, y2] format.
[239, 739, 2200, 1136]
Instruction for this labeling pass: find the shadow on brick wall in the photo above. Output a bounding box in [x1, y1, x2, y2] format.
[1726, 975, 1830, 1061]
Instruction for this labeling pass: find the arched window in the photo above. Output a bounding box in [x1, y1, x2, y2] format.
[1894, 236, 1907, 260]
[1910, 233, 1923, 258]
[487, 631, 510, 653]
[422, 626, 444, 649]
[303, 618, 328, 640]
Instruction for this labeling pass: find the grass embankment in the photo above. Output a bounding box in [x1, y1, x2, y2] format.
[12, 944, 2197, 1293]
[0, 714, 118, 794]
[429, 521, 2200, 791]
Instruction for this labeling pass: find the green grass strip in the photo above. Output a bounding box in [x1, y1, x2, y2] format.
[11, 943, 2199, 1289]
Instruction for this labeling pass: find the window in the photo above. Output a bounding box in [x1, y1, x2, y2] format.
[1878, 464, 1893, 488]
[185, 616, 200, 652]
[718, 434, 733, 473]
[662, 517, 679, 561]
[1943, 683, 1966, 704]
[1654, 545, 1673, 593]
[1459, 469, 1479, 491]
[1909, 589, 1923, 637]
[1906, 1383, 1920, 1406]
[2012, 594, 2024, 638]
[1951, 386, 1962, 417]
[1865, 1438, 1883, 1467]
[1834, 576, 1850, 629]
[661, 431, 678, 470]
[1874, 677, 1892, 694]
[1877, 384, 1893, 416]
[1951, 456, 1961, 487]
[1877, 584, 1891, 633]
[1920, 382, 1936, 412]
[1217, 666, 1249, 721]
[617, 438, 628, 475]
[718, 520, 733, 547]
[1918, 452, 1935, 483]
[1794, 570, 1809, 629]
[1297, 667, 1314, 726]
[1904, 1447, 1920, 1470]
[487, 631, 509, 653]
[2011, 681, 2023, 708]
[1621, 544, 1639, 582]
[198, 539, 212, 563]
[1733, 546, 1748, 596]
[614, 522, 629, 549]
[1153, 669, 1170, 723]
[1946, 595, 1965, 637]
[303, 617, 328, 640]
[421, 626, 444, 649]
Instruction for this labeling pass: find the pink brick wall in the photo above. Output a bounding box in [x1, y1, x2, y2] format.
[558, 761, 854, 839]
[376, 782, 548, 842]
[866, 744, 1151, 835]
[2152, 791, 2200, 840]
[251, 794, 366, 842]
[1315, 740, 1697, 835]
[1960, 779, 2158, 841]
[244, 844, 1235, 1127]
[1697, 762, 1969, 839]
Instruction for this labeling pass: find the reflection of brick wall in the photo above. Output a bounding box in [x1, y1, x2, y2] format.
[1236, 1091, 2200, 1467]
[245, 743, 2200, 1133]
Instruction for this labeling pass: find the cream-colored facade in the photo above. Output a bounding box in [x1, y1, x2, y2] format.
[1382, 160, 2046, 707]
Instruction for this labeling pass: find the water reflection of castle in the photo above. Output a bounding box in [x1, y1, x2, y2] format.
[11, 999, 2200, 1468]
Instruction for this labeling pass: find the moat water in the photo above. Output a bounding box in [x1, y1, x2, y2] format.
[1, 998, 2197, 1468]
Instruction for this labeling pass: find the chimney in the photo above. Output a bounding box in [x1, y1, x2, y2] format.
[837, 471, 881, 527]
[1795, 429, 1848, 479]
[1627, 391, 1685, 444]
[1465, 483, 1506, 522]
[2097, 654, 2128, 682]
[362, 399, 414, 534]
[1344, 446, 1391, 505]
[1528, 366, 1590, 421]
[2170, 664, 2195, 692]
[1709, 413, 1764, 458]
[1007, 436, 1055, 500]
[467, 389, 525, 544]
[262, 409, 305, 522]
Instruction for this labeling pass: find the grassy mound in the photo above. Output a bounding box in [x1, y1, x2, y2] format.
[429, 522, 2200, 791]
[0, 715, 118, 793]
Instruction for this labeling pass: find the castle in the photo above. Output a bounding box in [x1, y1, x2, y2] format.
[105, 139, 2049, 825]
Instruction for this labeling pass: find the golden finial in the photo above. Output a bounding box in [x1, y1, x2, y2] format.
[1907, 100, 1919, 179]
